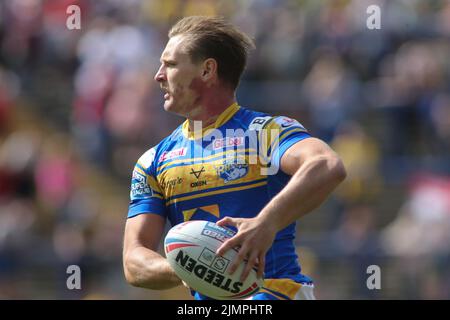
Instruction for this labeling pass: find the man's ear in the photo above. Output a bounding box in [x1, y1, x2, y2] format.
[201, 58, 218, 81]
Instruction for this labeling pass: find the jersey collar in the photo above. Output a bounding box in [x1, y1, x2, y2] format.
[182, 102, 240, 140]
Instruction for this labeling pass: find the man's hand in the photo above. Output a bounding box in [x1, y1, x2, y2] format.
[215, 216, 277, 282]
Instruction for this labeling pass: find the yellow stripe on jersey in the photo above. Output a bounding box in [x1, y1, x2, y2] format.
[262, 278, 303, 300]
[158, 159, 265, 199]
[260, 117, 308, 159]
[165, 180, 267, 206]
[278, 127, 308, 143]
[257, 288, 288, 300]
[134, 166, 146, 176]
[157, 148, 257, 172]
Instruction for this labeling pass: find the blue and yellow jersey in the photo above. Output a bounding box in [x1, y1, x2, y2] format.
[128, 102, 314, 299]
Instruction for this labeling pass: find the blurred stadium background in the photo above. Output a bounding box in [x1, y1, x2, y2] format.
[1, 0, 450, 299]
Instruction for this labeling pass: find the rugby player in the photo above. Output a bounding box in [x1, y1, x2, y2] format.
[123, 16, 346, 300]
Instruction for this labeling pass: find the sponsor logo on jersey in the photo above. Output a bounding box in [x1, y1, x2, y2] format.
[191, 180, 207, 187]
[249, 116, 272, 131]
[213, 137, 245, 150]
[190, 167, 205, 179]
[189, 166, 207, 187]
[158, 147, 187, 162]
[161, 176, 183, 189]
[280, 117, 296, 128]
[276, 117, 307, 131]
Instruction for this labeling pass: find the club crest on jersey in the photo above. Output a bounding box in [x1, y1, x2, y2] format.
[215, 159, 248, 184]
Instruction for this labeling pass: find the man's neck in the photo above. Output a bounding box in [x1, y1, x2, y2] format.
[186, 91, 236, 131]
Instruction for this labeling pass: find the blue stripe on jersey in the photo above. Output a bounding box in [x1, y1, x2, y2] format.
[165, 177, 267, 202]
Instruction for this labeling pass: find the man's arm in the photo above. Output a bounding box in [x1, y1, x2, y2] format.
[216, 137, 346, 281]
[259, 137, 346, 230]
[123, 213, 182, 290]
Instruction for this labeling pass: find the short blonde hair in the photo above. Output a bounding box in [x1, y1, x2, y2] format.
[169, 16, 255, 90]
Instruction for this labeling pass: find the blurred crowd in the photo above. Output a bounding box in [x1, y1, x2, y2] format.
[1, 0, 450, 299]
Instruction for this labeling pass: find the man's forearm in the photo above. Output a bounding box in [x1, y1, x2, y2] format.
[124, 246, 181, 290]
[258, 155, 346, 232]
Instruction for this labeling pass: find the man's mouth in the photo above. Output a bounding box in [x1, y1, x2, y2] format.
[161, 87, 170, 100]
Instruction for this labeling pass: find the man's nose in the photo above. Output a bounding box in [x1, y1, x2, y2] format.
[154, 65, 166, 82]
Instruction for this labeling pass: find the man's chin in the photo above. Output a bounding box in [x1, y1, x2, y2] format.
[163, 100, 175, 112]
[163, 102, 184, 116]
[163, 102, 171, 111]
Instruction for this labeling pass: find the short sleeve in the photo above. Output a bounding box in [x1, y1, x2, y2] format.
[127, 148, 166, 219]
[260, 116, 311, 170]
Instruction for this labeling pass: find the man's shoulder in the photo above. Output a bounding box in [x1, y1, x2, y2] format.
[238, 107, 308, 133]
[135, 124, 184, 170]
[235, 106, 273, 130]
[158, 123, 185, 147]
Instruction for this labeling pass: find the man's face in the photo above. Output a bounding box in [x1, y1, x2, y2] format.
[154, 35, 204, 116]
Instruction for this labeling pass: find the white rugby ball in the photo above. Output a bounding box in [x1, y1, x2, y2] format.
[164, 220, 263, 300]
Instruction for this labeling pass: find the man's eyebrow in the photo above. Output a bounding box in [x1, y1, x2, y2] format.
[160, 57, 177, 64]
